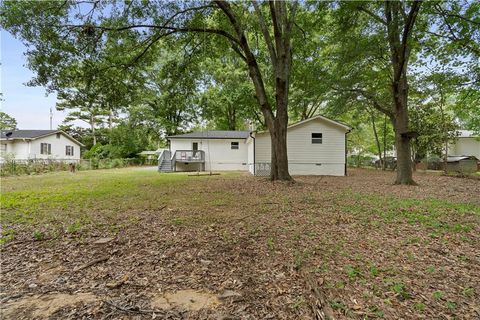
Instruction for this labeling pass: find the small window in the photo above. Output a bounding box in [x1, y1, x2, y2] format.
[40, 143, 51, 155]
[192, 142, 198, 151]
[66, 145, 74, 156]
[312, 133, 322, 144]
[56, 133, 61, 139]
[231, 142, 239, 150]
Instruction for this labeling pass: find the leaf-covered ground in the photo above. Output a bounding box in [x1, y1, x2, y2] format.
[1, 168, 479, 319]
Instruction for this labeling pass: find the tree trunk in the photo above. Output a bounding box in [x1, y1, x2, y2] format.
[383, 115, 387, 170]
[392, 78, 415, 185]
[370, 111, 383, 168]
[216, 0, 295, 181]
[90, 113, 97, 145]
[384, 0, 421, 185]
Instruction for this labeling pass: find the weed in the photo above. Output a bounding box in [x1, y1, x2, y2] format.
[345, 264, 362, 280]
[414, 302, 425, 311]
[292, 296, 305, 309]
[369, 264, 379, 277]
[266, 238, 275, 253]
[66, 222, 82, 234]
[33, 230, 44, 241]
[426, 266, 435, 273]
[0, 229, 15, 244]
[462, 287, 474, 297]
[432, 291, 443, 300]
[445, 301, 456, 310]
[329, 299, 346, 311]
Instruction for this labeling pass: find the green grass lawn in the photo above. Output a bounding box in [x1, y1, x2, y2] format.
[1, 168, 479, 319]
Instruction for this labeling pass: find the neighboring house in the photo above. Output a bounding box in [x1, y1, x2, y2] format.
[0, 130, 84, 161]
[160, 115, 351, 176]
[449, 130, 480, 159]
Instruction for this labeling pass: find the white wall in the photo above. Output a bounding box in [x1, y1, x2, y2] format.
[170, 138, 249, 171]
[1, 133, 81, 161]
[449, 137, 480, 159]
[247, 136, 255, 174]
[254, 118, 348, 176]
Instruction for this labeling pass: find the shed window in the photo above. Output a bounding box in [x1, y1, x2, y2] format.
[312, 133, 323, 144]
[66, 145, 74, 156]
[231, 142, 239, 150]
[41, 143, 51, 155]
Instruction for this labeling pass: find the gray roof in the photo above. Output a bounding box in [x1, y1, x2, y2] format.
[167, 130, 251, 140]
[1, 129, 84, 146]
[1, 130, 58, 139]
[447, 155, 479, 162]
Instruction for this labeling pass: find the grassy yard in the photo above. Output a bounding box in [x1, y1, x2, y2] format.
[1, 168, 479, 319]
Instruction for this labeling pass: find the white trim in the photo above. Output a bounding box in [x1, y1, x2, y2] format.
[255, 115, 351, 135]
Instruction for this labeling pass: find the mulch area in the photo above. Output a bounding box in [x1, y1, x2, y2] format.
[1, 169, 479, 319]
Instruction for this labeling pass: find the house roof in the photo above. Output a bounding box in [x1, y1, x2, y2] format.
[447, 155, 479, 162]
[0, 130, 84, 146]
[255, 115, 352, 135]
[1, 129, 58, 139]
[167, 130, 251, 140]
[286, 115, 351, 131]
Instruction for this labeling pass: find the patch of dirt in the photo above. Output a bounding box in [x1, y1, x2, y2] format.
[1, 293, 97, 319]
[151, 289, 221, 311]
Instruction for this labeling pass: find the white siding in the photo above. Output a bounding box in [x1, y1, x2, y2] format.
[247, 136, 255, 174]
[449, 137, 480, 159]
[170, 138, 248, 171]
[1, 133, 81, 161]
[255, 118, 348, 176]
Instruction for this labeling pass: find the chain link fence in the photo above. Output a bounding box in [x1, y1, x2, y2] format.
[0, 158, 154, 176]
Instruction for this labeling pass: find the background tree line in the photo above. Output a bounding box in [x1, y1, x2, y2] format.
[1, 0, 478, 183]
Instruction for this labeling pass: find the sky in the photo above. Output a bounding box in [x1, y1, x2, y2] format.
[1, 30, 67, 130]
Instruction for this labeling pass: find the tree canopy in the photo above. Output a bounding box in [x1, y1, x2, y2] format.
[1, 0, 478, 182]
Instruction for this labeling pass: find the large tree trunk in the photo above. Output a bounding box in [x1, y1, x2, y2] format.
[216, 0, 296, 181]
[392, 77, 415, 184]
[384, 0, 421, 185]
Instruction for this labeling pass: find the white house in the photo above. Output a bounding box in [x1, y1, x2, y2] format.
[0, 130, 84, 161]
[449, 130, 480, 159]
[160, 115, 351, 176]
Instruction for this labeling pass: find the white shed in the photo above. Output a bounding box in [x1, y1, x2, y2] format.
[449, 130, 480, 160]
[249, 115, 351, 176]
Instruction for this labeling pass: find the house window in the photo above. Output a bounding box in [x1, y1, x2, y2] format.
[192, 142, 198, 151]
[40, 143, 51, 155]
[231, 142, 239, 150]
[66, 145, 74, 156]
[56, 133, 61, 139]
[0, 144, 6, 153]
[312, 133, 323, 144]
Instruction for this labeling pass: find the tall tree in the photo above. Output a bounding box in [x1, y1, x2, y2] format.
[1, 0, 302, 181]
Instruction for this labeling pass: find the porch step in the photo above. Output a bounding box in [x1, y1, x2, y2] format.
[158, 160, 173, 172]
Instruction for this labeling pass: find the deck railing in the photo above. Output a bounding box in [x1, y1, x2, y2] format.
[174, 150, 205, 162]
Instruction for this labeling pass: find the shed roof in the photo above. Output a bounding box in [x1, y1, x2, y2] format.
[447, 155, 479, 163]
[167, 130, 251, 140]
